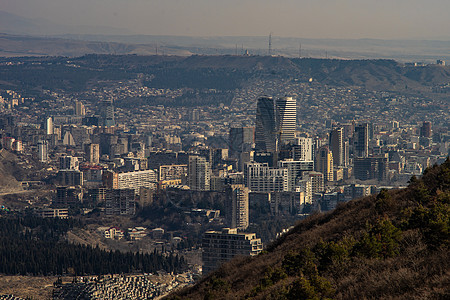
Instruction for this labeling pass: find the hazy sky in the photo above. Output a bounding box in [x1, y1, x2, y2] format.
[3, 0, 450, 39]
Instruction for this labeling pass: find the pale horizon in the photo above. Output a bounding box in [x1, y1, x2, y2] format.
[3, 0, 450, 40]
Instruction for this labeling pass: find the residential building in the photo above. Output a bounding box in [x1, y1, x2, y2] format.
[296, 178, 312, 208]
[303, 171, 324, 194]
[278, 159, 314, 191]
[105, 189, 136, 215]
[59, 155, 79, 170]
[159, 164, 188, 181]
[38, 208, 68, 218]
[316, 145, 334, 182]
[103, 170, 157, 195]
[354, 154, 389, 181]
[54, 186, 83, 207]
[202, 228, 263, 274]
[244, 162, 288, 192]
[37, 140, 48, 162]
[85, 143, 100, 164]
[188, 156, 210, 191]
[343, 184, 371, 201]
[58, 169, 83, 186]
[293, 137, 313, 161]
[225, 184, 249, 230]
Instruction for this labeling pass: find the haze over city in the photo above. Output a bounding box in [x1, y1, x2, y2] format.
[3, 0, 450, 39]
[0, 1, 449, 299]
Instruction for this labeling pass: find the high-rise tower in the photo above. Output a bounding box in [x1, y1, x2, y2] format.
[420, 121, 432, 138]
[85, 143, 100, 164]
[44, 117, 53, 135]
[316, 145, 334, 182]
[38, 140, 48, 162]
[225, 184, 249, 230]
[276, 96, 297, 145]
[75, 101, 86, 116]
[255, 96, 296, 153]
[354, 123, 369, 158]
[102, 99, 115, 127]
[188, 156, 211, 191]
[329, 127, 344, 167]
[255, 97, 276, 152]
[229, 127, 254, 158]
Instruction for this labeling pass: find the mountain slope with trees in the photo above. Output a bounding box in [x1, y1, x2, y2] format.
[0, 216, 187, 276]
[170, 158, 450, 299]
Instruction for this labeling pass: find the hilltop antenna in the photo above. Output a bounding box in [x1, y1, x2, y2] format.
[298, 42, 302, 58]
[268, 32, 272, 56]
[155, 43, 158, 55]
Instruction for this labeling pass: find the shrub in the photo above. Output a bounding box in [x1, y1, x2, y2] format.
[314, 238, 355, 271]
[354, 218, 402, 259]
[282, 248, 318, 277]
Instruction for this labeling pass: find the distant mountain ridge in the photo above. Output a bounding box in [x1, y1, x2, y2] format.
[0, 54, 449, 95]
[1, 10, 450, 62]
[0, 33, 192, 57]
[67, 54, 450, 92]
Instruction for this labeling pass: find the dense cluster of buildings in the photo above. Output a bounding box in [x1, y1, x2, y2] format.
[52, 273, 193, 300]
[0, 67, 448, 276]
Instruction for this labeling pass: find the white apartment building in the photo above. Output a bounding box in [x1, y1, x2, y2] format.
[117, 169, 157, 194]
[278, 159, 314, 192]
[188, 156, 210, 191]
[244, 162, 288, 192]
[293, 137, 313, 161]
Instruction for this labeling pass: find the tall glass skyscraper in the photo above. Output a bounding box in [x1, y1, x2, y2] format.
[255, 96, 277, 152]
[354, 123, 369, 158]
[330, 126, 344, 166]
[255, 96, 296, 153]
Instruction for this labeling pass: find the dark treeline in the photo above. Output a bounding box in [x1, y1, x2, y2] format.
[0, 216, 187, 276]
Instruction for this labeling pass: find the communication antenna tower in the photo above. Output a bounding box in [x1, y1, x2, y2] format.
[268, 32, 272, 56]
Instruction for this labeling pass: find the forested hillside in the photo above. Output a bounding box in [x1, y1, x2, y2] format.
[170, 158, 450, 299]
[0, 216, 187, 276]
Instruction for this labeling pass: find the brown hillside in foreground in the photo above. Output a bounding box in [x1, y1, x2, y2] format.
[169, 159, 450, 299]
